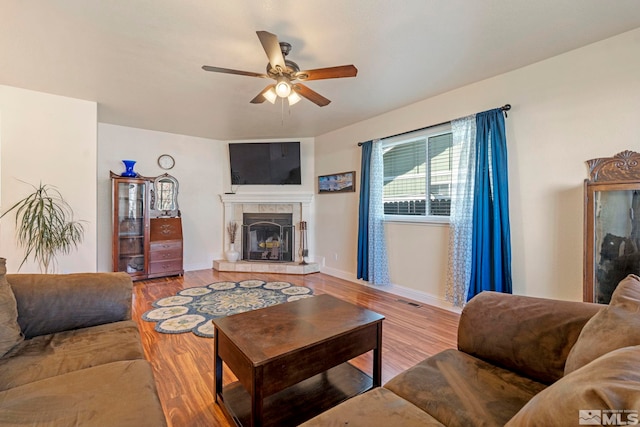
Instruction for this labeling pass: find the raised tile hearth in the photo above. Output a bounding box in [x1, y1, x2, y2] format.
[213, 259, 320, 275]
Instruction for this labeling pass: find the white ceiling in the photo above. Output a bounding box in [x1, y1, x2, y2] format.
[2, 1, 640, 141]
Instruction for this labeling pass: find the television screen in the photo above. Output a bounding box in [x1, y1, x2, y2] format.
[229, 142, 301, 185]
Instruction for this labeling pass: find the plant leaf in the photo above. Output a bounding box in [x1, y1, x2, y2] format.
[1, 182, 85, 272]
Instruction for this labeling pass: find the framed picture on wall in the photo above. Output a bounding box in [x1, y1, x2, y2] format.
[318, 171, 356, 194]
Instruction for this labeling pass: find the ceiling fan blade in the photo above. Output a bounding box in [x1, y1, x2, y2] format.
[250, 84, 276, 104]
[202, 65, 268, 78]
[293, 84, 331, 107]
[256, 31, 286, 72]
[295, 65, 358, 81]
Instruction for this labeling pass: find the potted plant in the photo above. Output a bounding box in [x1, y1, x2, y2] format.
[225, 221, 240, 262]
[0, 182, 85, 273]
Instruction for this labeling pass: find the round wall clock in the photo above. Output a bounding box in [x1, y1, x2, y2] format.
[157, 154, 175, 170]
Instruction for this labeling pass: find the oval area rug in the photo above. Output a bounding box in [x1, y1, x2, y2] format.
[142, 280, 313, 338]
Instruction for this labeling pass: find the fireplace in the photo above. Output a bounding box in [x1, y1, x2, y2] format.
[216, 193, 318, 273]
[242, 213, 294, 262]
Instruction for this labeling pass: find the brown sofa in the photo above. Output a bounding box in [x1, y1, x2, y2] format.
[302, 275, 640, 427]
[0, 272, 167, 426]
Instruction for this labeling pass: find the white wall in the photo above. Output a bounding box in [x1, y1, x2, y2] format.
[315, 28, 640, 305]
[97, 127, 316, 271]
[0, 85, 97, 273]
[97, 124, 226, 272]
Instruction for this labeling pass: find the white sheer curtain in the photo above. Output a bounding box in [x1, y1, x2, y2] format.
[446, 115, 476, 307]
[368, 139, 390, 285]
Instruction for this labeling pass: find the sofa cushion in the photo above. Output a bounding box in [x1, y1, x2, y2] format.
[458, 291, 600, 384]
[0, 258, 23, 357]
[384, 349, 547, 427]
[565, 274, 640, 375]
[7, 272, 133, 339]
[0, 320, 145, 391]
[0, 360, 167, 426]
[299, 387, 445, 427]
[507, 345, 640, 426]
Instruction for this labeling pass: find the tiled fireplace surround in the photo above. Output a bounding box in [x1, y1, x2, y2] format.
[213, 193, 320, 274]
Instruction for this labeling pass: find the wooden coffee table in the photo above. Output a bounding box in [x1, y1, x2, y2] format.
[213, 293, 384, 427]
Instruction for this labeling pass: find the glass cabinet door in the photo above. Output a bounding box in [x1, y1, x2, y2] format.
[588, 187, 640, 303]
[115, 180, 147, 277]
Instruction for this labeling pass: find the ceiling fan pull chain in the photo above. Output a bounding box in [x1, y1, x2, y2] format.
[281, 97, 285, 126]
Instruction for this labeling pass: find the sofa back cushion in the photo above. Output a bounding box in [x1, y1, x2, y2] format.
[458, 291, 601, 384]
[7, 272, 133, 339]
[506, 345, 640, 426]
[0, 258, 23, 356]
[564, 274, 640, 375]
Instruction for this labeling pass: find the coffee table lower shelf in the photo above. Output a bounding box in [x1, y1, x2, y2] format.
[217, 362, 373, 427]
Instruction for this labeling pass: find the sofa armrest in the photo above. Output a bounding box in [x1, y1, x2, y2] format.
[457, 291, 602, 384]
[6, 272, 133, 339]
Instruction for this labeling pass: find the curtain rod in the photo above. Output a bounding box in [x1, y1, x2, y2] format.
[357, 104, 511, 146]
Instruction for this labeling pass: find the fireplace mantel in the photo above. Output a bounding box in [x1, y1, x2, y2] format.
[219, 192, 314, 205]
[217, 192, 315, 267]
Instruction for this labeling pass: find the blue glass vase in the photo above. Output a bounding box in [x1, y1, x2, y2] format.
[121, 160, 137, 177]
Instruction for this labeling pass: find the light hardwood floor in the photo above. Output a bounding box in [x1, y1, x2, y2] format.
[133, 269, 460, 427]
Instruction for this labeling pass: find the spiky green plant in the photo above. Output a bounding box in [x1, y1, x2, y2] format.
[0, 182, 85, 273]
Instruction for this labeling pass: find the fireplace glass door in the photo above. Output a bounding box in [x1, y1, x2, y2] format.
[242, 214, 294, 262]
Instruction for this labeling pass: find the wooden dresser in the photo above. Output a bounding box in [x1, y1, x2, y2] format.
[149, 217, 184, 279]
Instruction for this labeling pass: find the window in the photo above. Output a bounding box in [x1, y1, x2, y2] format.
[382, 124, 455, 221]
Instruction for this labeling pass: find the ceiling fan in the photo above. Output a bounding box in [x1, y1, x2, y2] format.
[202, 31, 357, 107]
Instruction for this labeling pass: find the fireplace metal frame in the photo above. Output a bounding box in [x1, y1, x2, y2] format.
[242, 218, 295, 263]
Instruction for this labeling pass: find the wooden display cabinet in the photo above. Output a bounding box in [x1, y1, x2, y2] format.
[111, 172, 183, 280]
[112, 173, 150, 280]
[584, 150, 640, 303]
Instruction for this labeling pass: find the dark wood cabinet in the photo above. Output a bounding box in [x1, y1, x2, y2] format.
[148, 217, 184, 278]
[584, 150, 640, 303]
[111, 172, 183, 280]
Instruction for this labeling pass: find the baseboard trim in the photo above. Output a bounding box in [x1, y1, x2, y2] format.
[320, 266, 461, 314]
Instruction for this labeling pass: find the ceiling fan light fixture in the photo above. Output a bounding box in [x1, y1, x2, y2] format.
[202, 31, 357, 107]
[288, 91, 302, 106]
[264, 87, 277, 104]
[275, 77, 291, 98]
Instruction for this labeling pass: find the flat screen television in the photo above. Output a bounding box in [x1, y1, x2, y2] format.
[229, 142, 301, 185]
